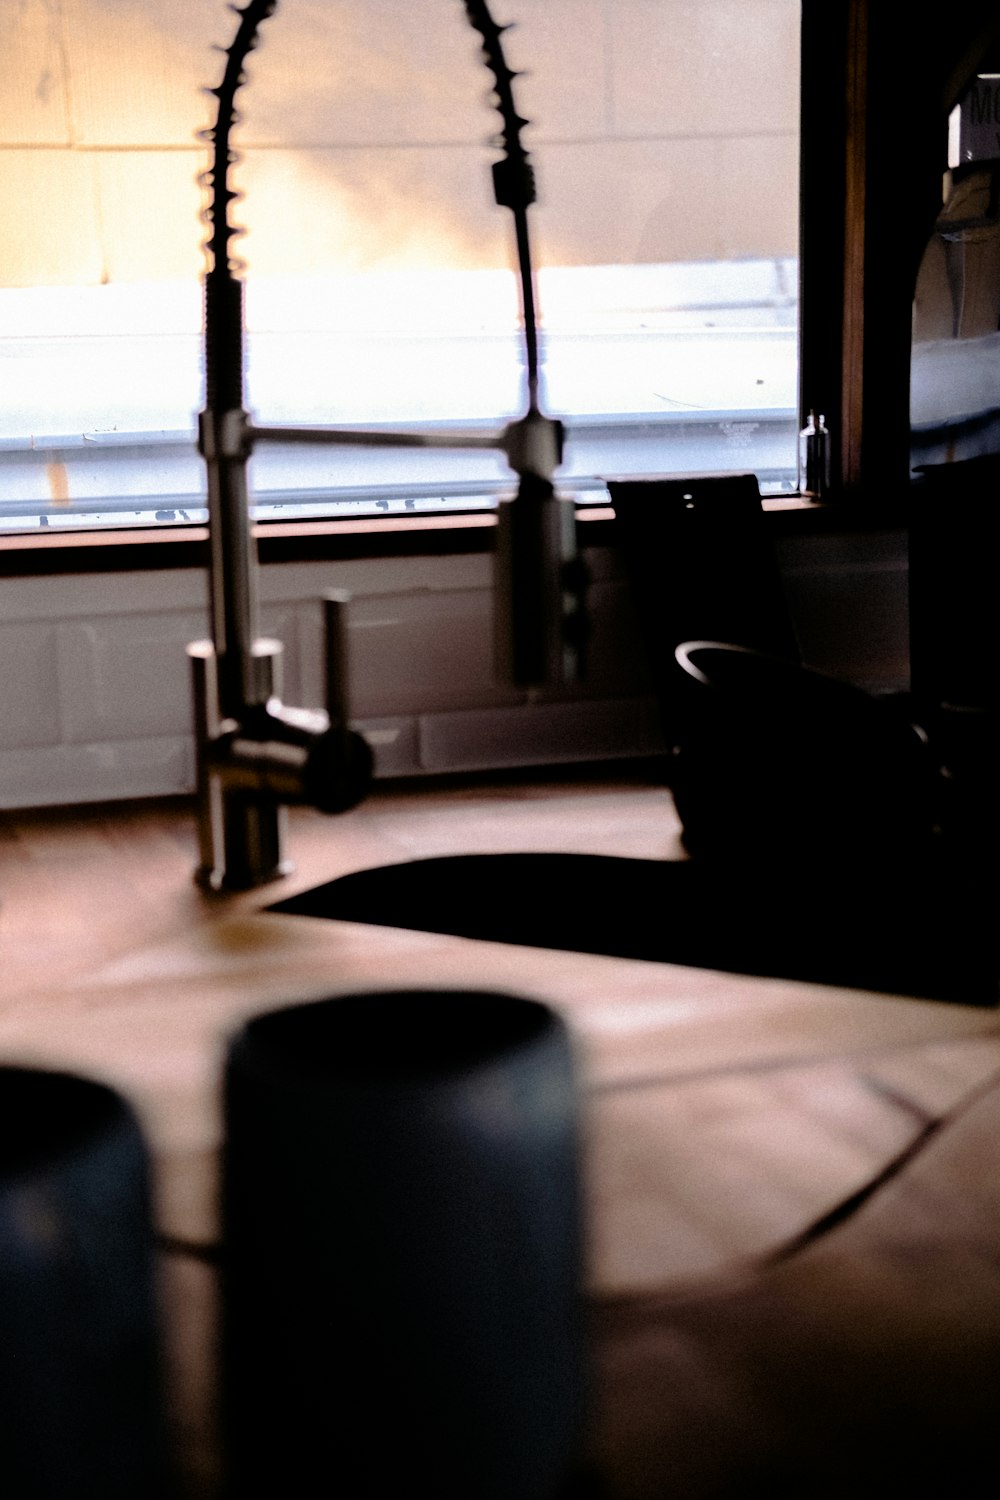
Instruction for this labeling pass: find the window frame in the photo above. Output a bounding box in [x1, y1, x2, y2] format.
[798, 0, 1000, 496]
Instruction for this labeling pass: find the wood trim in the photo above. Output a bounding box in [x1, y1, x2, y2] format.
[840, 0, 868, 495]
[0, 499, 871, 579]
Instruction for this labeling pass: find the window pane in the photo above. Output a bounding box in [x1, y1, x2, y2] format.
[911, 67, 1000, 475]
[0, 0, 800, 534]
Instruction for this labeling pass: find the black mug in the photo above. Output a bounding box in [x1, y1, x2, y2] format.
[222, 989, 586, 1499]
[0, 1066, 172, 1499]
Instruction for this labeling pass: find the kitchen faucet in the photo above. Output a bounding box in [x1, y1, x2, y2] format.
[188, 0, 587, 891]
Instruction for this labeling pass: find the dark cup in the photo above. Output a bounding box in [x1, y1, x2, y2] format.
[0, 1067, 172, 1500]
[221, 989, 586, 1499]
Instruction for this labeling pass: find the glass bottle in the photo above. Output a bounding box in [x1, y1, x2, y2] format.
[798, 409, 831, 498]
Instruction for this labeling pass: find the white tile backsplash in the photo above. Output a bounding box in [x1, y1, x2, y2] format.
[419, 696, 663, 775]
[0, 534, 909, 810]
[57, 611, 205, 743]
[356, 717, 421, 779]
[337, 589, 525, 720]
[0, 622, 62, 750]
[0, 736, 193, 810]
[0, 547, 653, 807]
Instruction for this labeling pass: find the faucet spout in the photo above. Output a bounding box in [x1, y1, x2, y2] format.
[189, 0, 587, 888]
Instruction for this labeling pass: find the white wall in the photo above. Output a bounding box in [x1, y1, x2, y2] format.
[3, 0, 799, 288]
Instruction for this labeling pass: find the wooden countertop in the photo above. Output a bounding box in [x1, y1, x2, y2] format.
[2, 767, 999, 1496]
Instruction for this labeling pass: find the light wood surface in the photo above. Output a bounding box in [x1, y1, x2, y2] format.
[1, 769, 998, 1496]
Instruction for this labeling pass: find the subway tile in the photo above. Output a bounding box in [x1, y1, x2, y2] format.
[294, 600, 349, 718]
[528, 578, 656, 704]
[0, 623, 62, 749]
[419, 696, 650, 774]
[57, 611, 205, 744]
[4, 0, 72, 145]
[56, 603, 300, 746]
[0, 735, 194, 810]
[0, 150, 103, 287]
[298, 588, 523, 721]
[258, 553, 493, 605]
[256, 607, 303, 707]
[608, 0, 800, 139]
[354, 717, 421, 780]
[0, 568, 209, 626]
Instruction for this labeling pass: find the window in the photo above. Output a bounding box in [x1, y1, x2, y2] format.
[797, 0, 1000, 497]
[910, 66, 1000, 474]
[2, 1, 801, 535]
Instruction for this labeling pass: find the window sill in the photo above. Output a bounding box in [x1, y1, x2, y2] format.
[0, 494, 907, 578]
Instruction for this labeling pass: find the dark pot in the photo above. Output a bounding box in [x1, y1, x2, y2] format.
[670, 641, 941, 869]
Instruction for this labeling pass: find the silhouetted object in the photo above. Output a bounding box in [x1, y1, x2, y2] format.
[798, 410, 832, 498]
[0, 1068, 172, 1500]
[269, 539, 996, 1005]
[608, 474, 801, 748]
[222, 990, 586, 1499]
[190, 0, 581, 888]
[909, 457, 998, 714]
[907, 459, 998, 872]
[669, 641, 941, 866]
[272, 843, 996, 1006]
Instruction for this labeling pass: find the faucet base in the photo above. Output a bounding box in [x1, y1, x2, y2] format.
[194, 793, 295, 894]
[189, 638, 295, 893]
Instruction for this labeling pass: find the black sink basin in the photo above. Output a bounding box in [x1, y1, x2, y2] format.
[270, 849, 996, 1007]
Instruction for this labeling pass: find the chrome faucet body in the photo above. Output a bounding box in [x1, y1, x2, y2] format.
[189, 401, 373, 890]
[189, 0, 585, 890]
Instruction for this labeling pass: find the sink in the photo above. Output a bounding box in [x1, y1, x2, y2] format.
[270, 850, 996, 1007]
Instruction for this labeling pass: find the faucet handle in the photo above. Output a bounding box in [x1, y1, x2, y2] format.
[315, 589, 374, 812]
[322, 589, 354, 734]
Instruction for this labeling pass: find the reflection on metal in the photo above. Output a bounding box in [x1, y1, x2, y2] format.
[911, 156, 1000, 474]
[190, 0, 584, 889]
